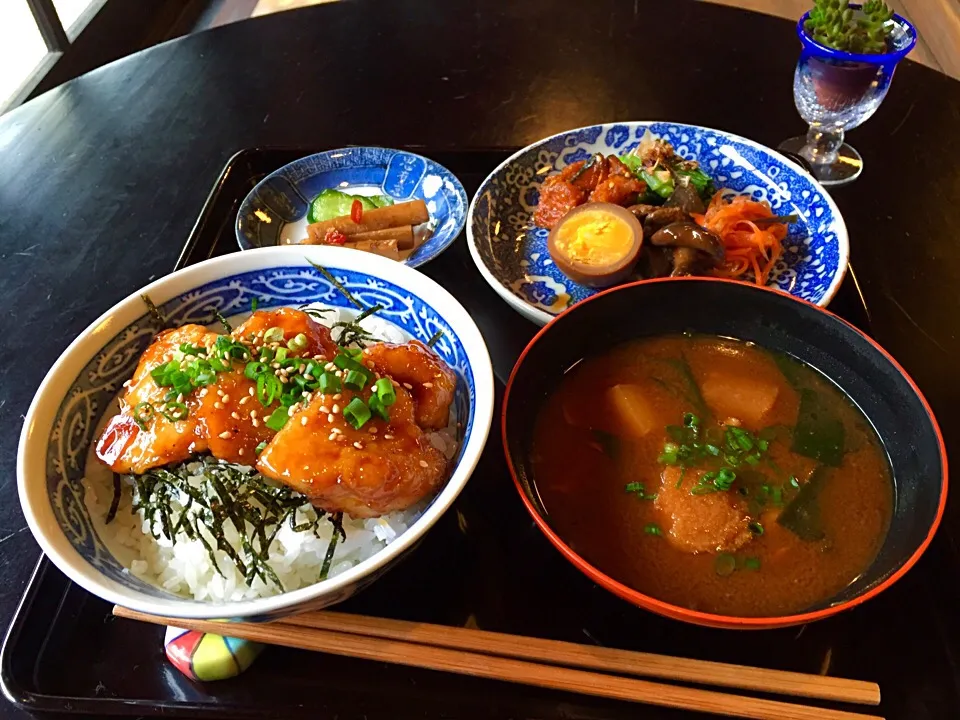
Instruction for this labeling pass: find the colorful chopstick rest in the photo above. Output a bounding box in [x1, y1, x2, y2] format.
[164, 626, 263, 681]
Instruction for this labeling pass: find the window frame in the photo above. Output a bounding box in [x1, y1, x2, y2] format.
[2, 0, 207, 114]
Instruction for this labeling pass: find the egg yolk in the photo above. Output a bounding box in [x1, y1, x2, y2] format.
[554, 210, 635, 266]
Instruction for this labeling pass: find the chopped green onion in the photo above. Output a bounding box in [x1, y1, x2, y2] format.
[275, 347, 288, 363]
[626, 481, 657, 501]
[789, 476, 800, 488]
[161, 401, 188, 422]
[714, 468, 736, 491]
[374, 377, 396, 406]
[683, 413, 699, 428]
[644, 523, 663, 536]
[427, 330, 443, 348]
[251, 298, 259, 312]
[705, 444, 721, 456]
[368, 394, 390, 421]
[287, 333, 308, 352]
[333, 352, 372, 380]
[263, 326, 284, 343]
[715, 553, 737, 576]
[133, 402, 155, 428]
[743, 557, 761, 571]
[260, 346, 275, 362]
[255, 440, 267, 454]
[748, 521, 764, 535]
[265, 406, 289, 431]
[344, 369, 368, 391]
[245, 361, 267, 379]
[343, 397, 372, 429]
[318, 372, 342, 394]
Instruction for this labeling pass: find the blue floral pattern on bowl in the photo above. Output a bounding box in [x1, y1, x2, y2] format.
[237, 148, 468, 268]
[468, 122, 849, 325]
[48, 265, 476, 602]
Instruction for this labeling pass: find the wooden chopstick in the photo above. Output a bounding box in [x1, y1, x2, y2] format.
[285, 610, 880, 705]
[114, 607, 883, 720]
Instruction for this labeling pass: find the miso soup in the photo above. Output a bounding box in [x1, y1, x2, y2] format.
[531, 335, 893, 617]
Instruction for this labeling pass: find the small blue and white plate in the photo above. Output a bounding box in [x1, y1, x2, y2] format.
[467, 122, 850, 325]
[237, 147, 468, 268]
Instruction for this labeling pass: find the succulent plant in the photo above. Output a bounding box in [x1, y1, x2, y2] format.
[805, 0, 894, 54]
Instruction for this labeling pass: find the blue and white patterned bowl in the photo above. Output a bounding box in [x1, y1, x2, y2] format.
[467, 122, 849, 325]
[18, 247, 494, 621]
[236, 147, 468, 267]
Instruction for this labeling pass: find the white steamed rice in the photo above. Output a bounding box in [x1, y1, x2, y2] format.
[82, 303, 459, 602]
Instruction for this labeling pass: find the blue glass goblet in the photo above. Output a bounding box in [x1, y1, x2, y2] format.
[779, 7, 916, 186]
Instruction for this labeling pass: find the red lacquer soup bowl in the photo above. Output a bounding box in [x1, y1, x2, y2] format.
[502, 277, 947, 630]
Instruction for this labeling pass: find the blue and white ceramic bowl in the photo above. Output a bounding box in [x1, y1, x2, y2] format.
[468, 122, 849, 325]
[236, 147, 468, 267]
[18, 247, 494, 621]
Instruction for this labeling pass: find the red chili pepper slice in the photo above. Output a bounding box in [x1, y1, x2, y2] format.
[350, 199, 363, 224]
[323, 228, 348, 245]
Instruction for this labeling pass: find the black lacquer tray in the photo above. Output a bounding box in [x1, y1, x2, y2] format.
[4, 147, 959, 720]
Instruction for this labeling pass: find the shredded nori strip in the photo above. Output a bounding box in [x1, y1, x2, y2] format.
[319, 512, 344, 580]
[427, 330, 443, 348]
[211, 308, 233, 333]
[140, 293, 168, 328]
[130, 457, 327, 591]
[105, 474, 122, 524]
[333, 303, 385, 347]
[308, 260, 363, 309]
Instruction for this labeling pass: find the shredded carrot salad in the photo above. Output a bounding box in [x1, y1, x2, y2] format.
[692, 193, 788, 286]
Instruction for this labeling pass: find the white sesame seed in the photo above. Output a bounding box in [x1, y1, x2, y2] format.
[302, 391, 310, 398]
[252, 419, 260, 427]
[304, 374, 313, 381]
[239, 396, 249, 405]
[231, 412, 240, 420]
[419, 460, 428, 468]
[423, 382, 433, 389]
[325, 362, 336, 371]
[337, 434, 346, 442]
[328, 432, 337, 441]
[366, 361, 375, 369]
[354, 441, 364, 449]
[222, 395, 230, 402]
[248, 387, 255, 396]
[331, 427, 342, 435]
[271, 362, 281, 369]
[219, 431, 232, 439]
[335, 370, 343, 378]
[250, 409, 258, 418]
[327, 413, 335, 423]
[301, 416, 308, 426]
[318, 405, 330, 414]
[369, 426, 378, 434]
[214, 401, 223, 409]
[383, 434, 394, 440]
[287, 406, 296, 417]
[332, 404, 340, 414]
[403, 383, 413, 390]
[122, 379, 132, 388]
[280, 376, 288, 384]
[333, 393, 342, 400]
[238, 448, 244, 456]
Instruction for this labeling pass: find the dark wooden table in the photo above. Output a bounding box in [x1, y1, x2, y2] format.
[2, 1, 959, 718]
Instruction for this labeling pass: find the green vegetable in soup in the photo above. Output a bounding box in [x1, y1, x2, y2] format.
[792, 388, 846, 466]
[777, 465, 830, 541]
[308, 189, 391, 223]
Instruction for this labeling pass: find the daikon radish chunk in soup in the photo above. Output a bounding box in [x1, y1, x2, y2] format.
[531, 335, 893, 617]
